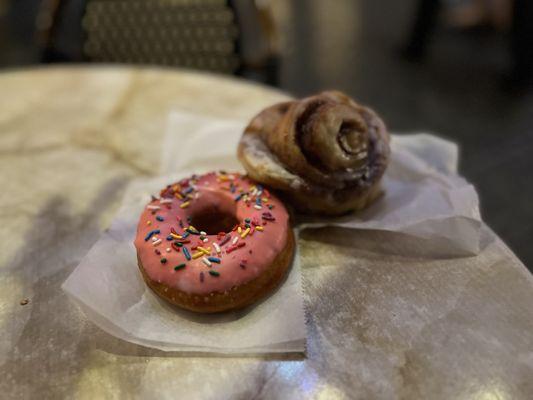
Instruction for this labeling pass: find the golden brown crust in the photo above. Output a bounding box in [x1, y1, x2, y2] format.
[237, 91, 391, 215]
[138, 229, 295, 313]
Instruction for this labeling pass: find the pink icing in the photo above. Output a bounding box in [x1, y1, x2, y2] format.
[134, 172, 290, 295]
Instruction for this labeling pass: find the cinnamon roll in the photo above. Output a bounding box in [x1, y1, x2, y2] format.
[237, 91, 390, 215]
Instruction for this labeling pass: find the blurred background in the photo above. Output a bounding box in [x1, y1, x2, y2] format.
[0, 0, 532, 269]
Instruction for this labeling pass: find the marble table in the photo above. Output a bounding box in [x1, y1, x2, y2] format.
[1, 66, 532, 399]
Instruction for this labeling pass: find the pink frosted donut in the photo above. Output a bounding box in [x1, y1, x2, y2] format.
[134, 171, 294, 313]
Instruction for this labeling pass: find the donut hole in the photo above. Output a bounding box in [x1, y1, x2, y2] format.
[190, 208, 239, 235]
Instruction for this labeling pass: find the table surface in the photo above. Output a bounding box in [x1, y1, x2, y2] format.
[1, 66, 532, 400]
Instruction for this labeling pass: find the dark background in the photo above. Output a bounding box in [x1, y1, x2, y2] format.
[1, 0, 532, 270]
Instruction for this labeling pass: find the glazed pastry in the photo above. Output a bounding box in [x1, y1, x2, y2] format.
[237, 91, 390, 215]
[134, 172, 294, 313]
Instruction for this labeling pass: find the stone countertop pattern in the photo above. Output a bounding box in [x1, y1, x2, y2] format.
[0, 66, 532, 399]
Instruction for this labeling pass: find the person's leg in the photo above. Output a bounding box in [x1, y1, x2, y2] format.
[402, 0, 442, 61]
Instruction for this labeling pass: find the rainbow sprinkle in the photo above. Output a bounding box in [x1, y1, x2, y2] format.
[197, 246, 210, 255]
[144, 229, 160, 241]
[183, 247, 191, 261]
[219, 234, 231, 246]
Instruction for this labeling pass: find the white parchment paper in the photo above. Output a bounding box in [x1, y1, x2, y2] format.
[62, 173, 306, 354]
[162, 111, 482, 254]
[63, 109, 482, 354]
